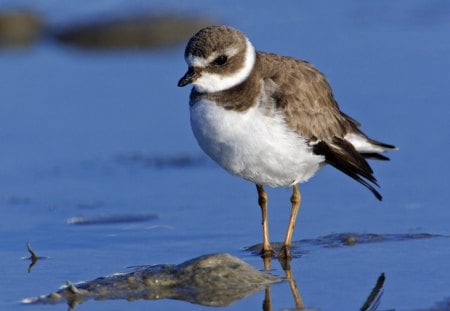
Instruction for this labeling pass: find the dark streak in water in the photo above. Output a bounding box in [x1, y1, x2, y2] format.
[67, 213, 157, 225]
[301, 232, 446, 248]
[116, 152, 206, 169]
[1, 195, 32, 205]
[244, 232, 447, 258]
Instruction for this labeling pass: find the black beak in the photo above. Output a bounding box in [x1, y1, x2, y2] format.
[178, 67, 198, 87]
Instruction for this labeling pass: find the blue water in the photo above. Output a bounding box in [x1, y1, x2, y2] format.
[1, 1, 449, 310]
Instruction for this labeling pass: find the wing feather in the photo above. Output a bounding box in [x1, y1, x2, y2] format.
[257, 52, 392, 200]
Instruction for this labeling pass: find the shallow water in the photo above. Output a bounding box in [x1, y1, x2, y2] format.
[1, 1, 449, 310]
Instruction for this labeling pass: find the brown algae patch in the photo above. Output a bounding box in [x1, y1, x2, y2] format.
[244, 232, 447, 257]
[23, 253, 281, 308]
[304, 232, 446, 248]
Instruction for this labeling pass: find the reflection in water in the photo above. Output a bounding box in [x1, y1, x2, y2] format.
[261, 256, 385, 311]
[360, 273, 385, 311]
[23, 253, 280, 309]
[283, 262, 305, 310]
[262, 256, 305, 311]
[23, 232, 436, 309]
[23, 243, 47, 273]
[21, 242, 391, 310]
[243, 231, 445, 310]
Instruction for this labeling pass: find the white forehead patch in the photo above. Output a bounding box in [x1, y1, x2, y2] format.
[187, 39, 256, 93]
[187, 54, 209, 68]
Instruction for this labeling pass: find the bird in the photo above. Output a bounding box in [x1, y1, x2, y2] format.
[177, 25, 396, 259]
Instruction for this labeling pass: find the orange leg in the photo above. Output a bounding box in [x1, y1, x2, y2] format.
[256, 184, 275, 257]
[279, 184, 301, 259]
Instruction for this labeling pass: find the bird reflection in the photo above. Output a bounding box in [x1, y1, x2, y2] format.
[262, 256, 304, 310]
[261, 255, 385, 311]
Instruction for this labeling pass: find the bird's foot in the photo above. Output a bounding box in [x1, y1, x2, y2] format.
[278, 245, 292, 260]
[260, 246, 276, 259]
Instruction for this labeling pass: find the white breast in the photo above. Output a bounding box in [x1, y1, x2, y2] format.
[190, 99, 325, 187]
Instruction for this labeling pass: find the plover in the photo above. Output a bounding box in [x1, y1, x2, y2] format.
[178, 26, 396, 258]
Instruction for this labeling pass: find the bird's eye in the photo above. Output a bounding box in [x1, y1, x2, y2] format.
[213, 55, 228, 66]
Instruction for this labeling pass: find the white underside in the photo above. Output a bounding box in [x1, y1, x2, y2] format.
[190, 99, 325, 187]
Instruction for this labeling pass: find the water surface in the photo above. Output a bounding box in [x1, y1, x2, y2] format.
[1, 1, 449, 310]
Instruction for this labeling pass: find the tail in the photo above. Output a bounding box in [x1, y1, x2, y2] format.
[313, 137, 383, 201]
[344, 132, 397, 161]
[312, 131, 397, 200]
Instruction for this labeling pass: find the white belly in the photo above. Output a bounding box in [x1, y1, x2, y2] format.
[190, 99, 324, 187]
